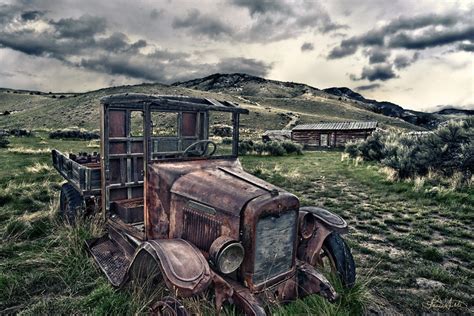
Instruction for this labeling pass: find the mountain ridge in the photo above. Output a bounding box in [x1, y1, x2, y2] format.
[172, 73, 460, 129]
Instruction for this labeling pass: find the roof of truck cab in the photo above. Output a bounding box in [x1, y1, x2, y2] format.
[100, 93, 249, 114]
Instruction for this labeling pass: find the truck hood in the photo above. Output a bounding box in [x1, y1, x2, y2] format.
[170, 166, 281, 216]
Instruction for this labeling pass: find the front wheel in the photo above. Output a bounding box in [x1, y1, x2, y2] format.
[320, 233, 356, 288]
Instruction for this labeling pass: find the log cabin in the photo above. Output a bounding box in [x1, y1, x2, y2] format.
[291, 121, 378, 148]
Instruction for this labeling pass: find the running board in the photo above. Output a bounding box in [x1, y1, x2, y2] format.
[86, 235, 131, 287]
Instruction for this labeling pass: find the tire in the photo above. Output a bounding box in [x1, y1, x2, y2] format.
[59, 183, 83, 224]
[322, 233, 356, 288]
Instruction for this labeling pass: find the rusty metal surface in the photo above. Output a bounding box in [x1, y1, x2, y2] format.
[171, 168, 269, 216]
[146, 158, 242, 240]
[86, 235, 131, 287]
[150, 296, 189, 316]
[300, 207, 348, 233]
[130, 239, 212, 297]
[298, 220, 332, 266]
[240, 193, 300, 292]
[297, 261, 337, 302]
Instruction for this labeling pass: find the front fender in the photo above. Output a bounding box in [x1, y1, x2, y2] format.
[297, 207, 348, 266]
[128, 239, 212, 297]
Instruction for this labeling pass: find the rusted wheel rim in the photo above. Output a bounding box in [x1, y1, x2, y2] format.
[319, 246, 337, 277]
[150, 297, 188, 316]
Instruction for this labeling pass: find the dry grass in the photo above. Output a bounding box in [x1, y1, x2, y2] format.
[25, 162, 53, 173]
[7, 146, 52, 154]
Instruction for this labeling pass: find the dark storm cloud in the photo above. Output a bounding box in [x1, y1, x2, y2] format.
[388, 26, 474, 50]
[458, 42, 474, 52]
[301, 42, 314, 52]
[172, 9, 233, 39]
[52, 15, 107, 38]
[329, 11, 473, 59]
[352, 64, 397, 82]
[393, 52, 419, 69]
[231, 0, 287, 16]
[20, 10, 44, 21]
[0, 4, 272, 83]
[329, 11, 473, 82]
[355, 83, 381, 91]
[212, 57, 272, 77]
[366, 48, 389, 64]
[230, 0, 345, 42]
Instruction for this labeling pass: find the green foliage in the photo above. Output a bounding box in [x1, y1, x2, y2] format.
[357, 131, 386, 161]
[0, 135, 9, 148]
[345, 119, 474, 186]
[421, 247, 444, 263]
[280, 140, 303, 155]
[238, 139, 254, 155]
[238, 140, 303, 156]
[221, 137, 233, 145]
[211, 124, 232, 137]
[264, 141, 286, 156]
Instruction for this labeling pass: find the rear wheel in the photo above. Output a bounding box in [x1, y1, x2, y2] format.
[59, 183, 83, 224]
[319, 233, 356, 288]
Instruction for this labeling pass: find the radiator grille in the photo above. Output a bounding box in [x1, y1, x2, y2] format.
[253, 210, 297, 285]
[182, 206, 221, 250]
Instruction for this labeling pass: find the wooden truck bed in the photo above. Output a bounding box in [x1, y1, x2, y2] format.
[52, 149, 101, 196]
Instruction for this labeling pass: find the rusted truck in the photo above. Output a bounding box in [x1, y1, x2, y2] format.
[52, 94, 355, 315]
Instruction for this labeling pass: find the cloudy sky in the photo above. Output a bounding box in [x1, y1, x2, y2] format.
[0, 0, 472, 111]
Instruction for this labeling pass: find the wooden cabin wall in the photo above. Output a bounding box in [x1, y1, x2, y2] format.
[291, 129, 375, 147]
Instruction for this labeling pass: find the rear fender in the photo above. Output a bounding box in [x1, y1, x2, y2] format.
[127, 239, 212, 297]
[297, 207, 348, 266]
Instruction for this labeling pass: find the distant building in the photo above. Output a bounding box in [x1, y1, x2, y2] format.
[291, 121, 378, 148]
[262, 130, 291, 142]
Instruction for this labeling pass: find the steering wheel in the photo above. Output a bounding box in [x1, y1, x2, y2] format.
[183, 140, 217, 157]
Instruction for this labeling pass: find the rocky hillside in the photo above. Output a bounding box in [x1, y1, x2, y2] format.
[173, 73, 446, 129]
[2, 73, 461, 132]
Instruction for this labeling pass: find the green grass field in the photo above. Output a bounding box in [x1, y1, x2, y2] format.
[1, 135, 472, 314]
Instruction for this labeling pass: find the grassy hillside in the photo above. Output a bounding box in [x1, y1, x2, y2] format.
[0, 81, 422, 133]
[1, 135, 472, 314]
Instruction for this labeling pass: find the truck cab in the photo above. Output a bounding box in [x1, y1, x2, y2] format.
[52, 93, 355, 315]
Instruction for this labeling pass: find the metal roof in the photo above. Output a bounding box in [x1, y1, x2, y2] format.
[293, 121, 378, 131]
[100, 93, 249, 114]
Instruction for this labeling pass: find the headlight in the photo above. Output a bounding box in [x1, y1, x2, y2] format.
[299, 211, 316, 239]
[209, 236, 244, 274]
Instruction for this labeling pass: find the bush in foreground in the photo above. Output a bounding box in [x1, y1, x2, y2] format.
[345, 119, 474, 187]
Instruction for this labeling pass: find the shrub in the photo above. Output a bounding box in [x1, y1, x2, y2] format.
[221, 137, 233, 145]
[0, 135, 9, 148]
[211, 125, 232, 137]
[344, 141, 360, 158]
[264, 141, 286, 156]
[345, 119, 473, 187]
[281, 141, 303, 155]
[238, 139, 254, 155]
[239, 140, 304, 156]
[49, 129, 99, 140]
[357, 131, 386, 161]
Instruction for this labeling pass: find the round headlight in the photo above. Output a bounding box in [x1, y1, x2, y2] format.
[209, 237, 244, 274]
[299, 211, 316, 239]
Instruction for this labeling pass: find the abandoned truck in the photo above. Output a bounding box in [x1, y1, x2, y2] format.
[51, 94, 355, 315]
